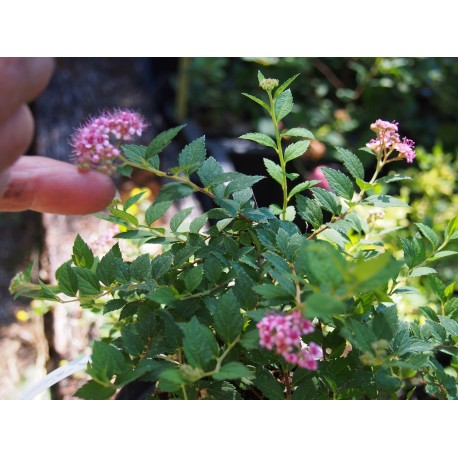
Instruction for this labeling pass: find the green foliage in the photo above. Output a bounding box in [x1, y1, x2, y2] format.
[13, 72, 458, 401]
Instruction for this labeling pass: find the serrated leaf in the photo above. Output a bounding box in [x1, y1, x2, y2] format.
[335, 146, 364, 180]
[212, 362, 253, 381]
[182, 317, 219, 371]
[197, 156, 224, 187]
[254, 368, 285, 400]
[121, 324, 145, 356]
[296, 194, 323, 229]
[253, 283, 295, 301]
[75, 380, 116, 400]
[178, 136, 207, 174]
[145, 125, 184, 158]
[321, 168, 354, 200]
[183, 265, 203, 292]
[110, 208, 138, 227]
[103, 298, 126, 314]
[427, 250, 458, 261]
[151, 252, 174, 280]
[401, 237, 426, 268]
[409, 267, 437, 277]
[263, 158, 283, 185]
[224, 175, 264, 197]
[376, 174, 413, 184]
[439, 316, 458, 336]
[446, 215, 458, 240]
[311, 187, 341, 215]
[74, 267, 100, 296]
[89, 340, 128, 383]
[363, 195, 409, 208]
[274, 74, 299, 98]
[145, 200, 172, 226]
[240, 132, 277, 149]
[306, 293, 345, 320]
[340, 319, 377, 353]
[212, 290, 244, 343]
[55, 262, 78, 297]
[284, 140, 310, 162]
[189, 214, 208, 233]
[154, 182, 194, 204]
[130, 253, 151, 282]
[416, 223, 439, 249]
[72, 234, 94, 269]
[356, 178, 376, 192]
[288, 180, 321, 200]
[372, 306, 398, 341]
[281, 127, 315, 139]
[274, 89, 293, 121]
[121, 144, 147, 165]
[148, 286, 178, 305]
[123, 191, 146, 211]
[170, 207, 194, 232]
[96, 251, 118, 286]
[242, 92, 269, 111]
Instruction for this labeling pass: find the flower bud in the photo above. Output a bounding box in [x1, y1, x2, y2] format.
[259, 78, 279, 92]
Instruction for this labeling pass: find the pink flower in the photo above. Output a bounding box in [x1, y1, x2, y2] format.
[257, 310, 322, 370]
[71, 109, 148, 174]
[366, 119, 415, 162]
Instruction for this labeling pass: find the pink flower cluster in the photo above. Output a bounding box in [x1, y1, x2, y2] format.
[71, 109, 148, 174]
[257, 310, 323, 370]
[366, 119, 416, 163]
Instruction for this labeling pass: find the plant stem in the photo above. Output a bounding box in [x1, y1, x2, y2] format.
[268, 92, 288, 219]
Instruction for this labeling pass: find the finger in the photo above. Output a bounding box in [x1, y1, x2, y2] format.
[0, 104, 34, 171]
[0, 156, 116, 214]
[0, 57, 55, 122]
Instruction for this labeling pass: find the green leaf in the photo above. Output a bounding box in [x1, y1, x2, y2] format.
[103, 298, 126, 314]
[212, 290, 244, 343]
[427, 250, 458, 262]
[96, 251, 118, 286]
[212, 362, 253, 381]
[274, 73, 299, 98]
[154, 182, 194, 204]
[363, 195, 409, 208]
[409, 267, 437, 278]
[288, 180, 321, 200]
[263, 158, 283, 185]
[121, 324, 145, 356]
[356, 179, 376, 192]
[74, 267, 100, 296]
[321, 168, 354, 200]
[254, 368, 285, 400]
[401, 237, 426, 268]
[253, 283, 295, 301]
[110, 208, 138, 227]
[224, 175, 264, 197]
[121, 144, 147, 165]
[170, 207, 194, 232]
[376, 174, 413, 184]
[372, 306, 398, 341]
[257, 70, 265, 83]
[239, 132, 277, 149]
[335, 146, 364, 180]
[145, 125, 184, 158]
[281, 127, 315, 139]
[183, 265, 203, 292]
[148, 286, 178, 305]
[55, 262, 78, 297]
[181, 316, 219, 371]
[130, 253, 151, 282]
[428, 276, 446, 302]
[197, 157, 224, 187]
[284, 140, 310, 162]
[89, 340, 128, 383]
[189, 214, 208, 233]
[416, 223, 439, 249]
[151, 252, 174, 280]
[145, 200, 172, 226]
[296, 195, 323, 229]
[340, 319, 377, 353]
[178, 136, 207, 174]
[306, 293, 345, 320]
[72, 234, 94, 268]
[311, 188, 341, 215]
[117, 164, 133, 177]
[375, 368, 402, 392]
[203, 255, 222, 283]
[274, 89, 293, 121]
[445, 215, 458, 240]
[438, 316, 458, 336]
[242, 92, 269, 111]
[75, 380, 116, 400]
[123, 191, 146, 211]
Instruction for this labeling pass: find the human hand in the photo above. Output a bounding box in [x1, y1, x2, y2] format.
[0, 58, 116, 214]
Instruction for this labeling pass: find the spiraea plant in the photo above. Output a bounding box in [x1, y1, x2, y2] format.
[11, 72, 458, 400]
